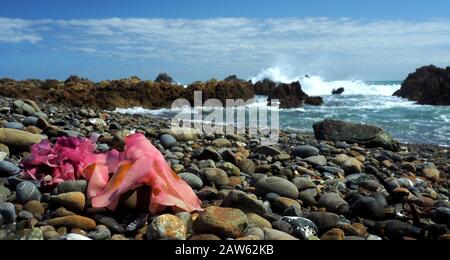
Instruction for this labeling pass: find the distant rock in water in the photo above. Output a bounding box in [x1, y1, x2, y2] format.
[394, 65, 450, 106]
[155, 73, 176, 84]
[332, 88, 345, 95]
[313, 119, 399, 151]
[254, 79, 323, 108]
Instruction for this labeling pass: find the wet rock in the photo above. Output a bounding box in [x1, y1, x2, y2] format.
[0, 202, 16, 224]
[342, 158, 363, 174]
[273, 197, 301, 213]
[432, 207, 450, 226]
[198, 147, 222, 162]
[179, 173, 203, 190]
[86, 225, 111, 240]
[50, 192, 85, 212]
[318, 192, 350, 214]
[199, 168, 229, 186]
[159, 134, 177, 149]
[24, 200, 45, 216]
[16, 182, 41, 203]
[48, 215, 97, 231]
[255, 145, 282, 156]
[56, 180, 88, 194]
[255, 177, 299, 199]
[222, 190, 267, 215]
[0, 185, 11, 202]
[0, 161, 21, 177]
[213, 138, 232, 148]
[292, 145, 319, 158]
[148, 214, 186, 240]
[246, 213, 272, 229]
[93, 215, 124, 233]
[193, 207, 248, 238]
[351, 197, 385, 220]
[221, 162, 240, 176]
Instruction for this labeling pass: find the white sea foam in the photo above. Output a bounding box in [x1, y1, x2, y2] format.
[250, 67, 401, 96]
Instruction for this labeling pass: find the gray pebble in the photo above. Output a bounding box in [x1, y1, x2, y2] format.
[0, 161, 21, 177]
[4, 122, 25, 130]
[16, 182, 41, 203]
[0, 202, 16, 224]
[179, 173, 203, 190]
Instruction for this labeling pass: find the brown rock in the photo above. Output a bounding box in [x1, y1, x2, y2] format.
[189, 234, 221, 240]
[50, 192, 85, 212]
[246, 213, 272, 229]
[273, 197, 302, 212]
[48, 215, 96, 230]
[321, 228, 345, 240]
[420, 168, 440, 182]
[0, 129, 45, 149]
[24, 200, 45, 216]
[193, 206, 248, 238]
[148, 214, 187, 240]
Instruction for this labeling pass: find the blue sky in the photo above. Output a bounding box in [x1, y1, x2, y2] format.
[1, 0, 450, 82]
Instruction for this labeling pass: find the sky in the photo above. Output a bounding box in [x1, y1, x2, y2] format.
[1, 0, 450, 83]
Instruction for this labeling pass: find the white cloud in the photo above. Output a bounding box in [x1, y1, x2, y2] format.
[1, 16, 450, 79]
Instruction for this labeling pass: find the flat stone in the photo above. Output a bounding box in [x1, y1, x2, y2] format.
[255, 177, 299, 199]
[48, 215, 97, 230]
[222, 190, 267, 215]
[193, 206, 248, 238]
[4, 122, 24, 130]
[0, 128, 46, 149]
[148, 214, 187, 240]
[255, 145, 282, 156]
[318, 192, 350, 214]
[0, 161, 21, 177]
[292, 145, 320, 158]
[304, 155, 327, 167]
[56, 180, 88, 194]
[213, 138, 232, 148]
[292, 177, 316, 191]
[179, 173, 203, 190]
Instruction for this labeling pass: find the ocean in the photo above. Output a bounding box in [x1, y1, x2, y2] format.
[114, 69, 450, 147]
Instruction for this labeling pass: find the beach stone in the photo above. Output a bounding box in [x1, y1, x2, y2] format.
[0, 161, 21, 177]
[179, 173, 203, 190]
[43, 230, 59, 240]
[221, 162, 240, 176]
[342, 158, 363, 174]
[160, 134, 177, 149]
[193, 207, 248, 238]
[0, 144, 9, 160]
[16, 182, 41, 203]
[263, 228, 298, 240]
[238, 159, 255, 174]
[247, 213, 272, 229]
[282, 217, 318, 240]
[4, 122, 24, 130]
[273, 197, 301, 213]
[50, 192, 85, 212]
[255, 145, 282, 156]
[402, 162, 416, 173]
[244, 227, 265, 240]
[148, 214, 187, 240]
[307, 212, 340, 230]
[292, 177, 316, 191]
[222, 190, 267, 215]
[351, 197, 385, 219]
[56, 180, 87, 194]
[62, 233, 92, 240]
[24, 200, 45, 216]
[0, 202, 16, 224]
[0, 129, 45, 149]
[26, 228, 44, 240]
[213, 138, 232, 148]
[22, 116, 39, 127]
[321, 228, 345, 240]
[48, 215, 96, 230]
[189, 234, 221, 240]
[317, 166, 345, 176]
[432, 207, 450, 226]
[333, 154, 349, 165]
[420, 168, 440, 182]
[304, 155, 327, 167]
[93, 215, 124, 233]
[199, 168, 229, 186]
[292, 145, 320, 158]
[197, 159, 216, 169]
[318, 192, 350, 214]
[18, 210, 34, 220]
[0, 185, 11, 202]
[198, 147, 222, 162]
[255, 177, 299, 199]
[52, 207, 76, 218]
[13, 100, 36, 115]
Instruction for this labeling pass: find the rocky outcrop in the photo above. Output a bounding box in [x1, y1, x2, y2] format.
[394, 65, 450, 106]
[255, 79, 323, 108]
[313, 120, 399, 151]
[332, 88, 345, 95]
[154, 73, 176, 84]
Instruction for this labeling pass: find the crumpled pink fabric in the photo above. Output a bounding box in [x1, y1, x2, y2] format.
[84, 133, 203, 214]
[21, 133, 202, 214]
[21, 135, 98, 185]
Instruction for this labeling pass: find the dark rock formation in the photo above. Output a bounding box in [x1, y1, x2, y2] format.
[313, 119, 399, 151]
[394, 65, 450, 106]
[154, 73, 176, 84]
[332, 88, 345, 95]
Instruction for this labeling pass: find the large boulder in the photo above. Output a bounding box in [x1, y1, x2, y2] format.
[154, 73, 176, 84]
[394, 65, 450, 106]
[313, 120, 399, 151]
